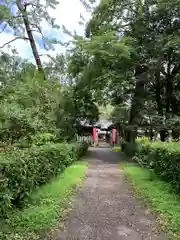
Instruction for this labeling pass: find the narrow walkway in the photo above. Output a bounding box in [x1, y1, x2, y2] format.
[56, 147, 167, 240]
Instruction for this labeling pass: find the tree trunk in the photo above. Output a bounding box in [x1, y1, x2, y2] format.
[154, 70, 168, 141]
[145, 129, 148, 137]
[149, 128, 154, 141]
[164, 74, 173, 140]
[16, 1, 45, 79]
[127, 65, 147, 143]
[159, 130, 168, 142]
[171, 97, 180, 140]
[165, 59, 180, 140]
[172, 129, 179, 140]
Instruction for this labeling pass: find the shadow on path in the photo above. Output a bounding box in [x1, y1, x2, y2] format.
[87, 147, 120, 164]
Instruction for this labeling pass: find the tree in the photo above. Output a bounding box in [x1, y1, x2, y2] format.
[0, 0, 60, 77]
[68, 0, 180, 144]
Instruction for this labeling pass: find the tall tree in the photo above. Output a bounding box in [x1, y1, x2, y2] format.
[68, 0, 180, 143]
[0, 0, 60, 77]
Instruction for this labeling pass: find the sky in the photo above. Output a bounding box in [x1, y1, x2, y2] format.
[0, 0, 93, 63]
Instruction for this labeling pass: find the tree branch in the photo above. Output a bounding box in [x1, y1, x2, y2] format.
[30, 24, 43, 35]
[0, 37, 29, 48]
[160, 66, 167, 76]
[171, 64, 180, 77]
[24, 3, 39, 7]
[30, 24, 47, 49]
[30, 29, 43, 36]
[39, 53, 54, 61]
[0, 23, 8, 34]
[24, 2, 41, 10]
[12, 15, 23, 19]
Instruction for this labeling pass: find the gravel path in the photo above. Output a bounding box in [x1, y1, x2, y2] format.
[55, 146, 168, 240]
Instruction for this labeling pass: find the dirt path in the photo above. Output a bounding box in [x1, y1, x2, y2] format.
[55, 146, 168, 240]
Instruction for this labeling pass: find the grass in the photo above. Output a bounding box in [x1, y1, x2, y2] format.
[111, 146, 121, 152]
[121, 162, 180, 239]
[0, 161, 88, 240]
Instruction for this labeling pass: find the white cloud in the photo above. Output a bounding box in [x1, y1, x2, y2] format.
[0, 0, 93, 63]
[0, 32, 33, 59]
[53, 0, 89, 34]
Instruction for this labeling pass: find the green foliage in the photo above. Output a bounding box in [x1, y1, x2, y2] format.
[0, 51, 99, 144]
[68, 0, 180, 142]
[134, 140, 180, 192]
[0, 69, 80, 142]
[74, 141, 89, 159]
[0, 142, 88, 217]
[99, 105, 114, 120]
[121, 141, 138, 157]
[111, 146, 121, 152]
[0, 76, 56, 141]
[0, 161, 87, 240]
[13, 137, 31, 149]
[73, 85, 99, 124]
[31, 133, 57, 146]
[12, 133, 58, 149]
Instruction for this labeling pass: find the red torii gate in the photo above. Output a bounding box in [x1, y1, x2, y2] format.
[93, 127, 117, 146]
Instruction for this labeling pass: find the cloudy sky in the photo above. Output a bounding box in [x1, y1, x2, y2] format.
[0, 0, 93, 63]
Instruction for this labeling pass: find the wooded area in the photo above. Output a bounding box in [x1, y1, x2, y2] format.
[2, 0, 179, 146]
[69, 0, 180, 144]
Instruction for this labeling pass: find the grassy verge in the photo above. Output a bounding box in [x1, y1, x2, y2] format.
[121, 162, 180, 240]
[0, 161, 88, 240]
[111, 146, 121, 152]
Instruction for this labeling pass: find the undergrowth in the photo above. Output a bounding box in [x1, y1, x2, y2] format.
[111, 146, 121, 152]
[0, 161, 87, 240]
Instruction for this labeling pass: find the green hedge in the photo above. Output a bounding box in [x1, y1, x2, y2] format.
[134, 139, 180, 192]
[121, 140, 138, 157]
[0, 142, 88, 217]
[12, 133, 58, 149]
[30, 133, 58, 146]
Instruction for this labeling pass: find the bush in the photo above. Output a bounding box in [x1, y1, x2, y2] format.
[121, 141, 138, 157]
[134, 140, 180, 192]
[12, 133, 57, 150]
[31, 133, 57, 146]
[0, 142, 88, 217]
[74, 141, 89, 159]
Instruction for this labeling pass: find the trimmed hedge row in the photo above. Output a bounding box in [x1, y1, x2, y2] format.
[134, 139, 180, 192]
[0, 142, 88, 217]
